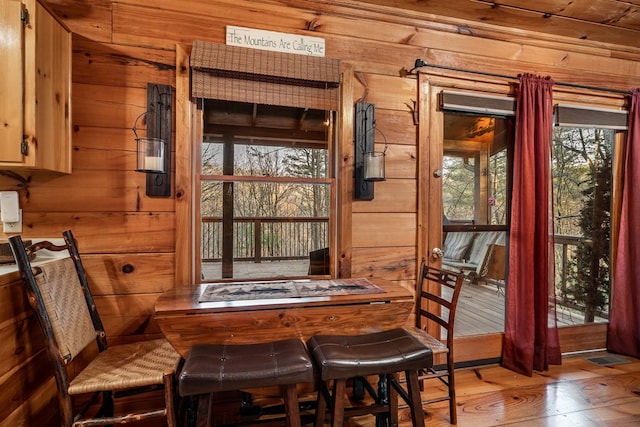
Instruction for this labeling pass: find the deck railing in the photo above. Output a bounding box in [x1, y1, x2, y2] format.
[201, 216, 329, 262]
[554, 233, 609, 320]
[554, 234, 583, 299]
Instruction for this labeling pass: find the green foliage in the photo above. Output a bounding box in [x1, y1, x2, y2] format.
[554, 128, 612, 322]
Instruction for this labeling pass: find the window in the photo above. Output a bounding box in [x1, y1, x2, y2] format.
[552, 126, 616, 324]
[551, 103, 627, 325]
[189, 40, 341, 282]
[198, 100, 334, 281]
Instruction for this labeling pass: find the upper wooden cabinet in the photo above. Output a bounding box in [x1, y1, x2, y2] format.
[0, 0, 71, 174]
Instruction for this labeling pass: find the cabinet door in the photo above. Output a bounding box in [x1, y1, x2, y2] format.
[33, 1, 72, 173]
[0, 0, 24, 163]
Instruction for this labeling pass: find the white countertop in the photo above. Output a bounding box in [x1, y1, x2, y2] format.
[0, 238, 67, 276]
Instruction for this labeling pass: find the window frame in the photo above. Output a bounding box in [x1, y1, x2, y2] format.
[196, 114, 336, 282]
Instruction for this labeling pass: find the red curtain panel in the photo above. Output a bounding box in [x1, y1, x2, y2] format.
[502, 74, 562, 376]
[608, 88, 640, 358]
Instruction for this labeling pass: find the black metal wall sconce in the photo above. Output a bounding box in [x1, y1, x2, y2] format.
[133, 83, 172, 197]
[354, 102, 388, 200]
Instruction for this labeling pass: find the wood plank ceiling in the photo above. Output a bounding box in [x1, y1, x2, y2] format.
[354, 0, 640, 50]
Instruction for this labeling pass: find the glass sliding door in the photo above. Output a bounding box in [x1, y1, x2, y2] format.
[440, 112, 513, 337]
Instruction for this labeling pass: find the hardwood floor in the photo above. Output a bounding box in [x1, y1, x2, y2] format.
[120, 351, 640, 427]
[342, 352, 640, 426]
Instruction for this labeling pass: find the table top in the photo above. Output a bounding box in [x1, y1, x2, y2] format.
[155, 277, 414, 316]
[154, 277, 415, 354]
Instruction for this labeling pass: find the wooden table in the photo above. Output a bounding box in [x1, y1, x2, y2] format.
[154, 277, 414, 357]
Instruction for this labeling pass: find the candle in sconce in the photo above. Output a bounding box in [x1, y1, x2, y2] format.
[364, 152, 385, 181]
[144, 156, 163, 172]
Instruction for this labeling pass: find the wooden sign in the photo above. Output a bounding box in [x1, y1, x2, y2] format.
[226, 25, 326, 57]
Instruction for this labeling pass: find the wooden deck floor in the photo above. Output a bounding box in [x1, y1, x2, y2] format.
[201, 260, 601, 337]
[453, 281, 599, 336]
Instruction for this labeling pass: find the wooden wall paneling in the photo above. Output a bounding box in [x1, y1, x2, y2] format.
[406, 26, 640, 79]
[382, 145, 417, 180]
[81, 253, 175, 295]
[0, 378, 58, 427]
[94, 294, 166, 337]
[103, 0, 635, 92]
[22, 171, 173, 213]
[0, 275, 32, 326]
[0, 315, 46, 377]
[0, 277, 48, 414]
[73, 83, 147, 129]
[112, 4, 231, 49]
[351, 246, 416, 281]
[72, 139, 135, 171]
[44, 0, 112, 42]
[0, 350, 54, 423]
[415, 46, 639, 93]
[353, 73, 416, 111]
[374, 108, 417, 147]
[352, 179, 416, 213]
[453, 334, 503, 363]
[114, 0, 640, 53]
[72, 38, 175, 88]
[552, 88, 629, 109]
[72, 126, 137, 152]
[558, 324, 608, 353]
[449, 323, 609, 364]
[58, 0, 640, 89]
[112, 1, 425, 76]
[111, 1, 326, 50]
[351, 212, 416, 247]
[17, 212, 175, 252]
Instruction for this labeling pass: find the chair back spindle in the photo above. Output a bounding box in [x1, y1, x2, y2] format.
[407, 260, 465, 424]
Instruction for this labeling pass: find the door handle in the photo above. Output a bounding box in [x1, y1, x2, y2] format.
[432, 247, 444, 259]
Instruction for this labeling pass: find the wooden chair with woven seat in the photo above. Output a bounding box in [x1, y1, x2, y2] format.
[406, 261, 465, 425]
[9, 230, 182, 427]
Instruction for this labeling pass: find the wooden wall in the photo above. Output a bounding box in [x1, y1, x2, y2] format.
[0, 0, 638, 424]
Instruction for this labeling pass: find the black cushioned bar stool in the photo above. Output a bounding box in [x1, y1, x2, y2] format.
[179, 338, 314, 427]
[307, 328, 433, 427]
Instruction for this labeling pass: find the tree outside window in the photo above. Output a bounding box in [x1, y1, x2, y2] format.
[552, 127, 613, 323]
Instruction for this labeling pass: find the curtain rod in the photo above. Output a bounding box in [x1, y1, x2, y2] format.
[409, 59, 633, 96]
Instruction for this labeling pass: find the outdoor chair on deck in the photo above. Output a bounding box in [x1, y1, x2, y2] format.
[9, 230, 182, 427]
[406, 262, 464, 424]
[308, 247, 330, 275]
[442, 231, 506, 291]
